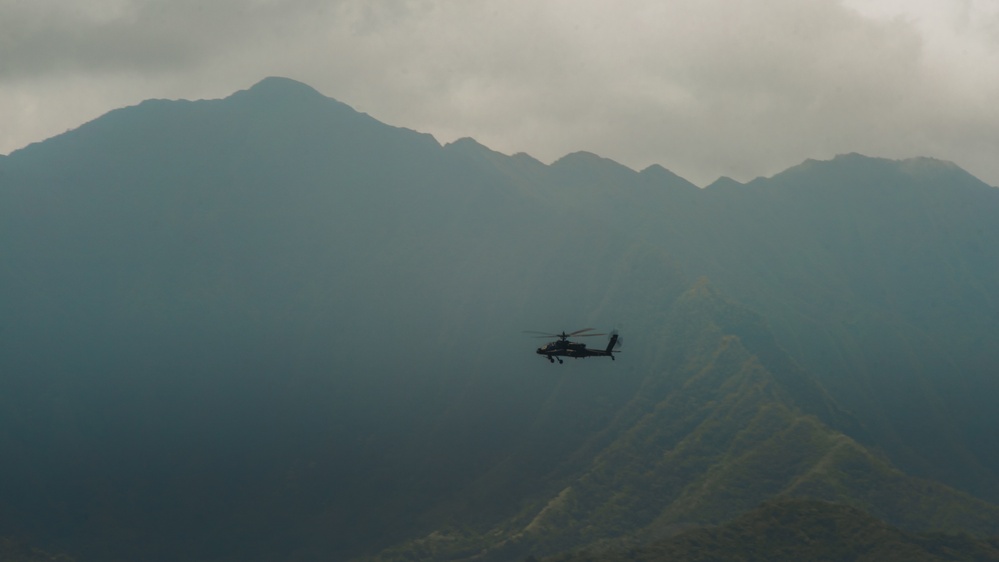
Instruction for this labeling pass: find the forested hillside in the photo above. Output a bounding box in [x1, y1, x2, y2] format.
[2, 78, 997, 561]
[548, 499, 999, 562]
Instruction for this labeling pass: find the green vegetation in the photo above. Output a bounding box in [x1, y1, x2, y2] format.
[547, 499, 999, 562]
[2, 78, 999, 561]
[367, 280, 999, 560]
[0, 538, 75, 562]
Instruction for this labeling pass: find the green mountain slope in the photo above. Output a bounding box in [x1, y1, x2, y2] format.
[550, 499, 999, 562]
[678, 157, 999, 498]
[460, 137, 999, 500]
[367, 281, 999, 561]
[2, 77, 998, 561]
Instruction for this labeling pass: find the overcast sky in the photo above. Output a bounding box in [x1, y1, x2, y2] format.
[2, 0, 998, 186]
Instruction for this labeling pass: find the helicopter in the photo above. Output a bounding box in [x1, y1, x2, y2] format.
[524, 328, 621, 364]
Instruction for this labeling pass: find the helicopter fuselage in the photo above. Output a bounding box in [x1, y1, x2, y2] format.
[536, 332, 619, 364]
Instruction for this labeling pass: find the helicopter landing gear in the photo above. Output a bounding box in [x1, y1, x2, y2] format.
[547, 355, 563, 364]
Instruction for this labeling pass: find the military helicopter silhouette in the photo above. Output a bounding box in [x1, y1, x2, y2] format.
[524, 328, 621, 364]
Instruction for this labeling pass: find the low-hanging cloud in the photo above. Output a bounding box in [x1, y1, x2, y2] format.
[2, 0, 998, 186]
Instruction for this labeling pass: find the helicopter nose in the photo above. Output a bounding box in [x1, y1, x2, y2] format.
[536, 348, 545, 354]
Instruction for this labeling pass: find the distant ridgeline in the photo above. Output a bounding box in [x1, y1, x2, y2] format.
[1, 77, 998, 562]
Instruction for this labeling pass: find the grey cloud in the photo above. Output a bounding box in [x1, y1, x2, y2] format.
[319, 0, 937, 183]
[0, 0, 338, 78]
[2, 0, 998, 187]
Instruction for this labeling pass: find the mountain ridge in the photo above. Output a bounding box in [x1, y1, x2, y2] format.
[549, 498, 999, 562]
[367, 278, 999, 561]
[2, 77, 999, 561]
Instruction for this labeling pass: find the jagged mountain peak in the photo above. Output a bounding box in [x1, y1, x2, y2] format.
[443, 136, 498, 156]
[546, 151, 641, 197]
[704, 175, 745, 189]
[639, 163, 700, 190]
[243, 76, 326, 99]
[771, 152, 988, 188]
[222, 76, 372, 123]
[552, 150, 635, 173]
[825, 152, 958, 170]
[226, 76, 353, 114]
[5, 76, 443, 174]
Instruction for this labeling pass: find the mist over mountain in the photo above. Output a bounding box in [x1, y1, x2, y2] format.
[2, 77, 998, 561]
[450, 137, 999, 499]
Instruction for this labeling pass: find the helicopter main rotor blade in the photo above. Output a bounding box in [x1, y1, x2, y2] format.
[523, 330, 559, 337]
[522, 328, 605, 338]
[523, 329, 600, 336]
[571, 328, 607, 337]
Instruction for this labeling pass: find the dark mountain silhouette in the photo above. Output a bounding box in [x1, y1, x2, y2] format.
[0, 77, 684, 561]
[2, 77, 998, 561]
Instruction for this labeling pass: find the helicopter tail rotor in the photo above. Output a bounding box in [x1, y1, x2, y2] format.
[605, 330, 622, 354]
